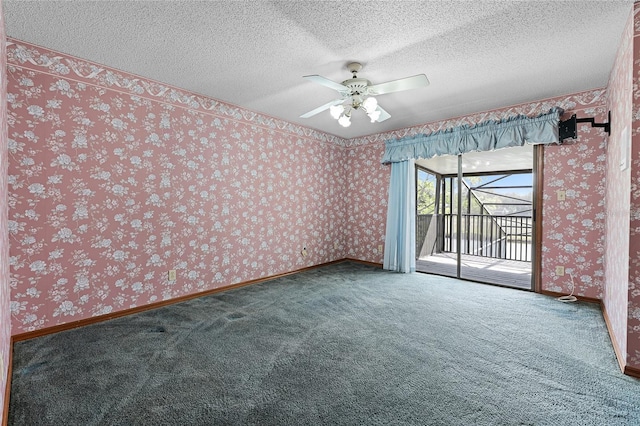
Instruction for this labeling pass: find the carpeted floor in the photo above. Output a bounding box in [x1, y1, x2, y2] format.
[8, 261, 640, 425]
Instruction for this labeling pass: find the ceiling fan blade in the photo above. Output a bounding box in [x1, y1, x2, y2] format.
[368, 74, 430, 96]
[374, 106, 391, 122]
[300, 98, 344, 118]
[303, 75, 350, 94]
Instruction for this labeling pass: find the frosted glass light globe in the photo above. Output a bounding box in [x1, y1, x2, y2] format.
[362, 97, 378, 113]
[338, 115, 351, 127]
[329, 104, 344, 120]
[368, 110, 381, 122]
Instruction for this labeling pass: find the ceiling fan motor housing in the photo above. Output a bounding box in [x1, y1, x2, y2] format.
[341, 78, 371, 96]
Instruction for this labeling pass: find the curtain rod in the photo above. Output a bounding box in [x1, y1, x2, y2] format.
[559, 111, 611, 141]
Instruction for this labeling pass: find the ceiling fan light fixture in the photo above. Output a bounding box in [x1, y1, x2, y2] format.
[362, 96, 378, 113]
[338, 114, 351, 127]
[329, 104, 344, 120]
[368, 109, 381, 122]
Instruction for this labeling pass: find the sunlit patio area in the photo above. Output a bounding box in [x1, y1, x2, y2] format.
[416, 252, 532, 290]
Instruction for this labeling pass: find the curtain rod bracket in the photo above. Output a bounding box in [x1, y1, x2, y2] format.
[559, 111, 611, 141]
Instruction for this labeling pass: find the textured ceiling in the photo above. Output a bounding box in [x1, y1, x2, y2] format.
[3, 1, 633, 139]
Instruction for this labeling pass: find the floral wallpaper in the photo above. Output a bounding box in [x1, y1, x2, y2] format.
[627, 3, 640, 370]
[540, 107, 607, 300]
[345, 143, 390, 263]
[0, 2, 10, 418]
[347, 90, 609, 300]
[7, 40, 347, 334]
[604, 4, 633, 368]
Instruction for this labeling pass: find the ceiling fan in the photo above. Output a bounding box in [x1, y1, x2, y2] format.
[300, 62, 430, 127]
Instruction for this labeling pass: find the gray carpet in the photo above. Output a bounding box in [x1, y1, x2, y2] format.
[8, 261, 640, 425]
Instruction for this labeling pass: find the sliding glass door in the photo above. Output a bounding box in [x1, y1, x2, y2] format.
[415, 146, 535, 290]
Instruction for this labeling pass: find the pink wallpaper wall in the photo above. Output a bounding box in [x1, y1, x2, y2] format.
[541, 107, 607, 300]
[346, 91, 609, 299]
[0, 2, 10, 418]
[604, 4, 634, 368]
[627, 3, 640, 370]
[345, 143, 390, 263]
[6, 40, 348, 334]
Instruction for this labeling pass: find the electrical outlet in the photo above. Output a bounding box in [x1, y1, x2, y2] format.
[301, 247, 308, 257]
[555, 266, 565, 276]
[557, 190, 566, 201]
[168, 270, 177, 281]
[378, 244, 383, 253]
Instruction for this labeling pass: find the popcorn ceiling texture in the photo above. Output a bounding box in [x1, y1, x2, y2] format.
[1, 1, 632, 139]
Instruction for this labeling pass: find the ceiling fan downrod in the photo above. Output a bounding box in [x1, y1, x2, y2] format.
[347, 62, 362, 78]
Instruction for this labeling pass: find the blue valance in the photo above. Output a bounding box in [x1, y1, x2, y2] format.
[382, 107, 564, 164]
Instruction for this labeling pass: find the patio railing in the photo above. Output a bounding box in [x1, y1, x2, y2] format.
[417, 213, 532, 262]
[443, 213, 532, 262]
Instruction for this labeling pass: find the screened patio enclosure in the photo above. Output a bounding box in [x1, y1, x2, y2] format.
[415, 145, 535, 290]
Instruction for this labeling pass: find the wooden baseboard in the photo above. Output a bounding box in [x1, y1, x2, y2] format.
[343, 258, 383, 268]
[539, 289, 600, 304]
[624, 365, 640, 379]
[12, 259, 348, 343]
[600, 301, 627, 374]
[2, 338, 13, 426]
